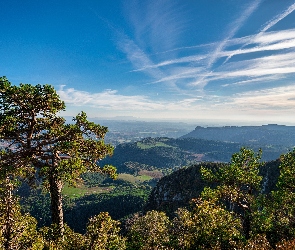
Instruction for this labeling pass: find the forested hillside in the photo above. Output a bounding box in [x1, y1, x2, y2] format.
[100, 136, 289, 174]
[145, 159, 281, 215]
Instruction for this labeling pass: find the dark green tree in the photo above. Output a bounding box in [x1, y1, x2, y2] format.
[0, 163, 43, 250]
[40, 223, 87, 250]
[265, 149, 295, 244]
[0, 77, 116, 238]
[85, 212, 125, 250]
[172, 198, 242, 249]
[201, 147, 263, 239]
[126, 210, 171, 250]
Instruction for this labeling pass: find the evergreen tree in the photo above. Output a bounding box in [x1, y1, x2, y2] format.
[86, 212, 125, 250]
[0, 172, 42, 249]
[266, 149, 295, 244]
[127, 210, 171, 250]
[0, 77, 116, 239]
[201, 147, 263, 239]
[172, 198, 242, 249]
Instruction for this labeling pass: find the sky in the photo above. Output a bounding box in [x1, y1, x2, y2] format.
[1, 0, 295, 125]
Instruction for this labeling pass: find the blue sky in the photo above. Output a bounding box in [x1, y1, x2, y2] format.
[2, 0, 295, 124]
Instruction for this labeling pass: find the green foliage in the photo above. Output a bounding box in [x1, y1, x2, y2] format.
[137, 140, 175, 149]
[277, 149, 295, 191]
[0, 184, 43, 249]
[39, 111, 116, 188]
[102, 137, 243, 174]
[85, 212, 125, 250]
[201, 147, 263, 193]
[263, 149, 295, 245]
[241, 234, 271, 250]
[116, 173, 152, 184]
[201, 148, 263, 239]
[81, 172, 106, 187]
[126, 210, 171, 250]
[40, 224, 87, 250]
[172, 198, 242, 249]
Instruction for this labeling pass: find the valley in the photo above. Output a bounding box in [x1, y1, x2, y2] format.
[20, 121, 295, 233]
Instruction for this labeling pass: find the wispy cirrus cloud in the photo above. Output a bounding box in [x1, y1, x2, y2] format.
[125, 1, 295, 96]
[261, 2, 295, 33]
[150, 34, 295, 86]
[131, 27, 295, 74]
[116, 0, 191, 90]
[124, 0, 187, 53]
[221, 75, 284, 87]
[206, 0, 262, 68]
[189, 0, 262, 88]
[117, 34, 165, 80]
[223, 2, 295, 63]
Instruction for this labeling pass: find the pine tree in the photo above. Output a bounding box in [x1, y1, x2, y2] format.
[0, 77, 116, 239]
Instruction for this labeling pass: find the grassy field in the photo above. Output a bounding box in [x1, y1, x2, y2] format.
[137, 141, 174, 149]
[116, 173, 153, 183]
[62, 172, 153, 198]
[62, 184, 114, 198]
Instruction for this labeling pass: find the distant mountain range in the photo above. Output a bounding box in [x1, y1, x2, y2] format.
[181, 124, 295, 147]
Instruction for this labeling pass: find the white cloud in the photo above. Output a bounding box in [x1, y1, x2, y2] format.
[124, 0, 187, 53]
[58, 86, 200, 112]
[223, 2, 295, 63]
[145, 29, 295, 90]
[230, 85, 295, 113]
[131, 54, 208, 72]
[84, 1, 295, 123]
[132, 28, 295, 75]
[261, 3, 295, 33]
[253, 29, 295, 44]
[117, 34, 165, 80]
[118, 0, 295, 100]
[59, 86, 160, 111]
[221, 75, 284, 87]
[57, 83, 295, 124]
[206, 0, 262, 68]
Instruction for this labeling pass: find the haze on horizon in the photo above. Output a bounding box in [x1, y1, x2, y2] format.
[1, 0, 295, 125]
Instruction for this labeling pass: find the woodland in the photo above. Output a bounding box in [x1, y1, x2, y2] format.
[1, 76, 295, 249]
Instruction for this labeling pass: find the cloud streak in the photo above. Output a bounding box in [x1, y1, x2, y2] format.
[124, 0, 187, 53]
[207, 0, 262, 68]
[150, 30, 295, 88]
[223, 2, 295, 64]
[261, 2, 295, 33]
[117, 34, 166, 80]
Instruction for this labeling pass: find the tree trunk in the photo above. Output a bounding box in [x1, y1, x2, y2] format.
[242, 186, 253, 239]
[242, 208, 251, 240]
[49, 173, 64, 239]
